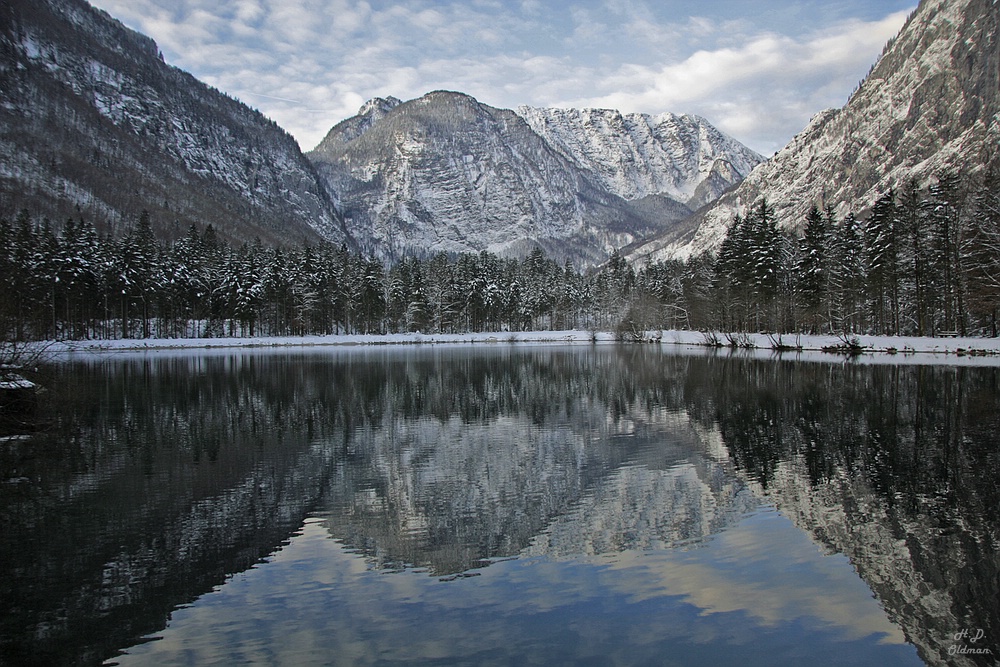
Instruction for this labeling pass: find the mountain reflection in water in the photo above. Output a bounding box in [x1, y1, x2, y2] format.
[0, 345, 996, 666]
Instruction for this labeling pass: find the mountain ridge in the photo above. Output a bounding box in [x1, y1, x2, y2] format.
[514, 105, 762, 210]
[308, 91, 761, 266]
[626, 0, 1000, 263]
[0, 0, 351, 246]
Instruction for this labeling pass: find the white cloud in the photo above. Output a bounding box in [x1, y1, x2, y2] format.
[564, 10, 913, 153]
[88, 0, 914, 154]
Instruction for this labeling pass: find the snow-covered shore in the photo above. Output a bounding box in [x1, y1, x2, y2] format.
[42, 330, 612, 352]
[34, 329, 1000, 359]
[658, 330, 1000, 356]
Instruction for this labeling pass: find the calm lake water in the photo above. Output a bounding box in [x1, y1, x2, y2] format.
[1, 344, 998, 666]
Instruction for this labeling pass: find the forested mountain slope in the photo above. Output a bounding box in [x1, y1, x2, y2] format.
[1, 0, 762, 263]
[0, 0, 350, 246]
[627, 0, 1000, 262]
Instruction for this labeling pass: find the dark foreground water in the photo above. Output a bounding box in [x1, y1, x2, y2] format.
[1, 345, 998, 666]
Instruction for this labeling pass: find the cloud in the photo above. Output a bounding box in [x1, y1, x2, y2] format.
[566, 10, 913, 154]
[113, 502, 909, 666]
[88, 1, 914, 154]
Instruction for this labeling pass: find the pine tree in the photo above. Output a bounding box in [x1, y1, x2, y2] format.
[962, 167, 1000, 335]
[477, 252, 506, 332]
[682, 253, 715, 330]
[36, 218, 61, 339]
[0, 216, 12, 341]
[197, 224, 228, 337]
[898, 180, 931, 335]
[322, 243, 353, 334]
[72, 219, 101, 337]
[358, 259, 386, 334]
[865, 191, 900, 335]
[557, 259, 586, 331]
[404, 258, 430, 333]
[110, 212, 162, 338]
[385, 260, 411, 334]
[456, 253, 486, 332]
[425, 253, 457, 334]
[927, 172, 965, 334]
[745, 199, 784, 330]
[132, 210, 161, 338]
[289, 246, 322, 335]
[521, 248, 559, 330]
[227, 240, 265, 336]
[795, 205, 830, 332]
[830, 212, 866, 333]
[261, 247, 287, 334]
[713, 214, 743, 330]
[11, 210, 43, 340]
[160, 225, 195, 337]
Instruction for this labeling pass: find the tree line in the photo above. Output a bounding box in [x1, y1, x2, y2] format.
[703, 172, 1000, 337]
[2, 170, 999, 342]
[0, 210, 629, 340]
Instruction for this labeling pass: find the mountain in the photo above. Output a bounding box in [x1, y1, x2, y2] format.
[627, 0, 1000, 262]
[515, 106, 762, 210]
[0, 0, 349, 246]
[308, 92, 761, 266]
[0, 0, 764, 262]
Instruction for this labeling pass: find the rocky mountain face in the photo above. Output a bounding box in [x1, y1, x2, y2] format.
[0, 0, 349, 246]
[627, 0, 1000, 262]
[515, 106, 762, 210]
[308, 92, 761, 266]
[0, 0, 762, 262]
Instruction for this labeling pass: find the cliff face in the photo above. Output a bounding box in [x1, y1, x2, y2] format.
[309, 91, 760, 266]
[515, 106, 761, 210]
[0, 0, 350, 246]
[1, 0, 768, 260]
[627, 0, 1000, 262]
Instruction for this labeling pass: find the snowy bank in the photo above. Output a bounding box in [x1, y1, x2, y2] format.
[28, 329, 1000, 363]
[656, 330, 1000, 356]
[42, 330, 615, 353]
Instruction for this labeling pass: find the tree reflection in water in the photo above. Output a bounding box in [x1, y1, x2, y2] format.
[0, 346, 996, 666]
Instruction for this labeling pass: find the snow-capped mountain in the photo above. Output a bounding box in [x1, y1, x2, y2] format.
[0, 0, 349, 246]
[308, 92, 760, 266]
[515, 106, 761, 210]
[627, 0, 1000, 262]
[1, 0, 761, 262]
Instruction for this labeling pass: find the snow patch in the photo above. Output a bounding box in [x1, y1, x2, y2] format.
[38, 330, 1000, 367]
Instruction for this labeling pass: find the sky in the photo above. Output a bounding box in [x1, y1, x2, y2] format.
[88, 0, 916, 156]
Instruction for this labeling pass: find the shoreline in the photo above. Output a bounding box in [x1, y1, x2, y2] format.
[31, 329, 1000, 357]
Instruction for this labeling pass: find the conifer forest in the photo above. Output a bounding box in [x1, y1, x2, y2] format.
[3, 172, 1000, 343]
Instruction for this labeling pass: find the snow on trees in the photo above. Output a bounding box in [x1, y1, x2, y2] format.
[4, 170, 1000, 342]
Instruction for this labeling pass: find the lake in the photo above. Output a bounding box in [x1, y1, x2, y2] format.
[1, 344, 997, 666]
